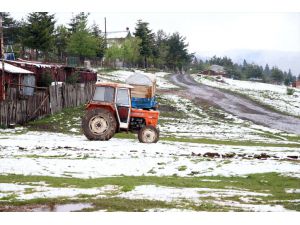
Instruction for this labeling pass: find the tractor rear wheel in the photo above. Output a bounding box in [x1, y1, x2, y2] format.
[82, 109, 117, 141]
[138, 125, 159, 143]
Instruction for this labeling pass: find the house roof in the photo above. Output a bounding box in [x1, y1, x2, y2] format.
[106, 31, 130, 39]
[209, 65, 225, 73]
[0, 62, 34, 74]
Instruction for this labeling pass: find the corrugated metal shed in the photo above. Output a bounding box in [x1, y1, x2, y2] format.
[0, 62, 33, 74]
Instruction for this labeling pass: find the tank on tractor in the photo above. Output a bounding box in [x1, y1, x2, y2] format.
[126, 72, 157, 109]
[82, 82, 160, 143]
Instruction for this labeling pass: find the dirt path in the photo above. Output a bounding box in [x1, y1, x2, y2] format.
[170, 74, 300, 135]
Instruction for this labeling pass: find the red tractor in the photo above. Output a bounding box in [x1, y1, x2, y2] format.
[82, 82, 160, 143]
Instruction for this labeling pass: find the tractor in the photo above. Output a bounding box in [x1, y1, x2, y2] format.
[82, 82, 160, 143]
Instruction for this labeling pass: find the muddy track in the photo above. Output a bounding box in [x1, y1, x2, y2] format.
[170, 74, 300, 135]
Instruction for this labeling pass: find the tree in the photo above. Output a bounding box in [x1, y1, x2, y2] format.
[90, 23, 106, 59]
[244, 64, 263, 79]
[152, 30, 169, 69]
[298, 74, 300, 81]
[23, 12, 56, 60]
[0, 12, 18, 45]
[271, 67, 284, 84]
[104, 43, 122, 68]
[134, 20, 154, 68]
[121, 37, 141, 68]
[68, 12, 89, 33]
[67, 22, 98, 63]
[55, 25, 70, 61]
[166, 32, 192, 73]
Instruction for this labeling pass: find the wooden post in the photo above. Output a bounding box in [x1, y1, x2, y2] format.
[0, 15, 5, 101]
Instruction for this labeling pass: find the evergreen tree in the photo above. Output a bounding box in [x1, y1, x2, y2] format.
[166, 32, 192, 73]
[271, 67, 284, 84]
[23, 12, 56, 60]
[0, 12, 16, 44]
[134, 20, 154, 68]
[55, 25, 70, 61]
[242, 59, 248, 68]
[68, 12, 89, 33]
[90, 23, 106, 59]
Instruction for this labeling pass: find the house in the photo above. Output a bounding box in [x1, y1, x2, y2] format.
[0, 62, 35, 101]
[199, 65, 227, 76]
[106, 28, 131, 47]
[292, 81, 300, 88]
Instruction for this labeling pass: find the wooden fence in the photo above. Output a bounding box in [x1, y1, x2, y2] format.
[0, 82, 94, 127]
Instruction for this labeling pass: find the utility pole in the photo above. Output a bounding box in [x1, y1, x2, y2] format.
[0, 14, 5, 101]
[104, 17, 107, 49]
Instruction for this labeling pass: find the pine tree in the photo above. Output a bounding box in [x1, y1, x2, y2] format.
[90, 23, 105, 59]
[133, 20, 154, 68]
[166, 32, 192, 73]
[55, 25, 70, 61]
[23, 12, 56, 60]
[68, 12, 90, 33]
[271, 67, 284, 84]
[0, 12, 18, 45]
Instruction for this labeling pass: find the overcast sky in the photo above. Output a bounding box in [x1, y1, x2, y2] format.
[11, 12, 300, 55]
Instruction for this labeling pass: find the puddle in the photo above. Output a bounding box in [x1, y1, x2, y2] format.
[32, 203, 93, 212]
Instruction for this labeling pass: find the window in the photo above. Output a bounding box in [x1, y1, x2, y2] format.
[93, 86, 115, 102]
[116, 88, 130, 106]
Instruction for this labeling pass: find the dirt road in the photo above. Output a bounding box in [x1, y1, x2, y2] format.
[170, 74, 300, 135]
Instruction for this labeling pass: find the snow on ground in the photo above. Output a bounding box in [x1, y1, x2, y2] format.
[0, 183, 118, 200]
[159, 94, 298, 143]
[192, 74, 300, 117]
[0, 132, 299, 178]
[118, 185, 291, 212]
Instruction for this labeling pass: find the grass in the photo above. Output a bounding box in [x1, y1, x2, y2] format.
[161, 136, 300, 148]
[27, 105, 84, 134]
[0, 173, 299, 211]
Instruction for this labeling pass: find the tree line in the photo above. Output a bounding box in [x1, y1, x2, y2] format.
[1, 12, 299, 84]
[191, 56, 300, 85]
[0, 12, 192, 72]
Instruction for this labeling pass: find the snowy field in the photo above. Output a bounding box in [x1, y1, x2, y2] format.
[0, 69, 300, 211]
[192, 74, 300, 117]
[159, 94, 299, 143]
[0, 130, 299, 211]
[97, 69, 179, 89]
[0, 131, 299, 178]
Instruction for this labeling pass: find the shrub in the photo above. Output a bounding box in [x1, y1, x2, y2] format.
[66, 72, 80, 84]
[287, 87, 295, 95]
[39, 72, 53, 87]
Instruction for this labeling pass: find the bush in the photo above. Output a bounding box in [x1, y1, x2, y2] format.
[66, 72, 80, 84]
[287, 87, 295, 95]
[39, 72, 53, 87]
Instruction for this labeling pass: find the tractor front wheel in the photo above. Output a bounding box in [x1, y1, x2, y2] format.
[138, 125, 159, 143]
[82, 109, 117, 141]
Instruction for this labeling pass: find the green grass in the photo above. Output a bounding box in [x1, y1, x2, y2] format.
[0, 173, 299, 211]
[160, 136, 300, 148]
[27, 105, 84, 134]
